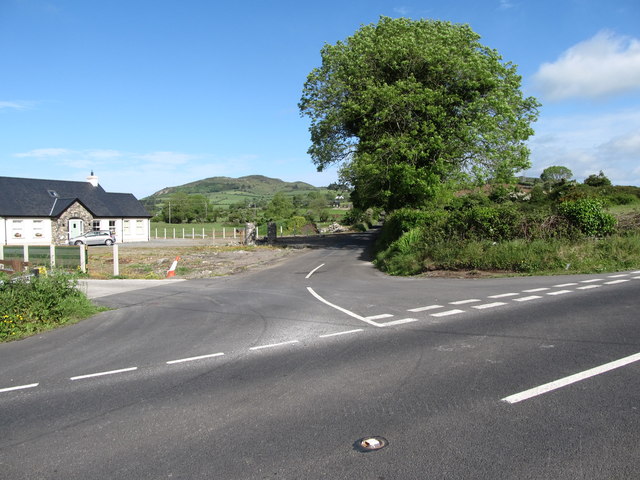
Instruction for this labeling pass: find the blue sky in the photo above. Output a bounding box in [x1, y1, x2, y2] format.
[1, 0, 639, 199]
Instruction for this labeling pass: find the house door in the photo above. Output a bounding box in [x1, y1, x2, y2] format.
[68, 219, 83, 239]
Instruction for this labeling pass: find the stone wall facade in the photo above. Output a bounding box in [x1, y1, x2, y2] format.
[51, 202, 94, 245]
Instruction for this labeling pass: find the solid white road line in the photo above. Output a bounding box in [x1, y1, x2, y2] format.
[430, 309, 465, 317]
[473, 302, 507, 310]
[408, 305, 443, 312]
[502, 351, 640, 404]
[305, 263, 325, 279]
[249, 340, 299, 351]
[166, 352, 225, 365]
[513, 295, 542, 302]
[319, 329, 363, 338]
[306, 287, 382, 327]
[0, 383, 39, 394]
[70, 367, 138, 381]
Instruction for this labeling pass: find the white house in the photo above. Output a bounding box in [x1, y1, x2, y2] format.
[0, 173, 152, 245]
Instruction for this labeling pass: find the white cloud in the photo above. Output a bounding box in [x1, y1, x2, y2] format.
[0, 101, 33, 111]
[527, 109, 640, 185]
[601, 130, 640, 155]
[533, 31, 640, 101]
[14, 148, 72, 158]
[498, 0, 514, 10]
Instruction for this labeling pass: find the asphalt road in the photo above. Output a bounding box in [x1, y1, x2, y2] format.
[1, 231, 639, 479]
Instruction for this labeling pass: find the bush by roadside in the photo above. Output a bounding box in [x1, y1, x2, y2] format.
[0, 271, 103, 342]
[374, 196, 640, 277]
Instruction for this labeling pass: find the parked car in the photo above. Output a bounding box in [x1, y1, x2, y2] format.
[69, 230, 116, 246]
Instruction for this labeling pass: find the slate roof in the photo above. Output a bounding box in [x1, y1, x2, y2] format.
[0, 176, 151, 218]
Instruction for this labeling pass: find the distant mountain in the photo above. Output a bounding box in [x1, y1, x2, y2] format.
[141, 175, 328, 209]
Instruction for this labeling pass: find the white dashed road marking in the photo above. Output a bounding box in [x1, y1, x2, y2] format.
[473, 302, 507, 310]
[319, 329, 363, 338]
[449, 299, 480, 305]
[547, 290, 572, 296]
[378, 318, 419, 326]
[488, 293, 519, 298]
[305, 264, 325, 279]
[365, 314, 394, 321]
[70, 367, 138, 381]
[0, 383, 39, 393]
[408, 305, 443, 312]
[249, 340, 299, 351]
[166, 352, 225, 365]
[513, 295, 542, 302]
[522, 288, 549, 293]
[430, 309, 465, 317]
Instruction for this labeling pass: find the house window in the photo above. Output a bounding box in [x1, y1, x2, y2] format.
[33, 220, 45, 238]
[136, 220, 144, 234]
[123, 220, 130, 234]
[11, 220, 23, 238]
[109, 220, 116, 234]
[92, 220, 101, 232]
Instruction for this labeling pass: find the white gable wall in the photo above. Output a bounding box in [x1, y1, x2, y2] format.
[1, 218, 53, 245]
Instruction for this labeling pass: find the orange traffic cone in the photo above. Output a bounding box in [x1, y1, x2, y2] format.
[166, 256, 180, 278]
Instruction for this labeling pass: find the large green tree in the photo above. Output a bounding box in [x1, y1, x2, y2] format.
[299, 17, 540, 211]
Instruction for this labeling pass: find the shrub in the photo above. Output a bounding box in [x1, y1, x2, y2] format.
[557, 198, 617, 237]
[0, 271, 100, 341]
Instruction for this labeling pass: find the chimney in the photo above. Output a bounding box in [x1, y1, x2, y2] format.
[87, 170, 99, 187]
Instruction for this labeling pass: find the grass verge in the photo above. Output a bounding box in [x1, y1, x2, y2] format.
[376, 233, 640, 276]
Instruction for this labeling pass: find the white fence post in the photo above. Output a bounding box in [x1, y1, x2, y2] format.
[113, 244, 119, 276]
[50, 245, 56, 269]
[80, 245, 86, 273]
[223, 227, 226, 239]
[192, 227, 195, 239]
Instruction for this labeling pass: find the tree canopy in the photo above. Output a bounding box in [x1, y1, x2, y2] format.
[541, 166, 573, 184]
[299, 17, 540, 211]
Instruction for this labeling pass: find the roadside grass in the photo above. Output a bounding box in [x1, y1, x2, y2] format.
[1, 271, 105, 342]
[376, 234, 640, 276]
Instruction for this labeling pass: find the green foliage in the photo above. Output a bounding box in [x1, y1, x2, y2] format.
[285, 216, 307, 235]
[584, 171, 612, 187]
[0, 272, 101, 341]
[300, 16, 540, 211]
[373, 185, 637, 276]
[264, 192, 295, 221]
[557, 198, 617, 237]
[540, 165, 573, 184]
